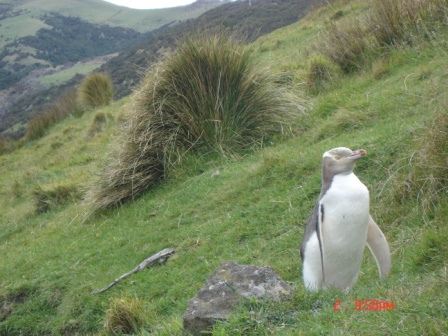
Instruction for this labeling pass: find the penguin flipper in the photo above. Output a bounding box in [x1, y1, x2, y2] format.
[366, 216, 391, 278]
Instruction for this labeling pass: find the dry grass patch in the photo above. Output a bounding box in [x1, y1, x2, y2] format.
[316, 0, 448, 73]
[78, 72, 114, 110]
[86, 112, 109, 139]
[33, 183, 81, 213]
[305, 55, 339, 94]
[0, 136, 16, 155]
[25, 89, 84, 141]
[104, 296, 150, 335]
[367, 0, 448, 47]
[317, 19, 369, 73]
[394, 99, 448, 212]
[371, 59, 390, 79]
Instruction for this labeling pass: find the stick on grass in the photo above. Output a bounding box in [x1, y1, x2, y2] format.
[92, 248, 175, 294]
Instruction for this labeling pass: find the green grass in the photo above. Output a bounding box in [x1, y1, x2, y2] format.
[38, 60, 109, 86]
[0, 0, 447, 334]
[0, 16, 51, 48]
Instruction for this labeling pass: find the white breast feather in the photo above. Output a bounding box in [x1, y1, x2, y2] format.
[319, 173, 370, 290]
[302, 232, 323, 291]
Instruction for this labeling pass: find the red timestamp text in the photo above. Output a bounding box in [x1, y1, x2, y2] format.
[333, 299, 394, 311]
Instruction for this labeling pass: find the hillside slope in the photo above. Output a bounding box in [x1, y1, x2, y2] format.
[0, 0, 447, 334]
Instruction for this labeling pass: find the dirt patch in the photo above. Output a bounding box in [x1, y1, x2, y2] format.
[0, 291, 28, 322]
[60, 324, 80, 336]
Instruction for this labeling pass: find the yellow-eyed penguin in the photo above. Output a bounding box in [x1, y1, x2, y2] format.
[300, 147, 391, 291]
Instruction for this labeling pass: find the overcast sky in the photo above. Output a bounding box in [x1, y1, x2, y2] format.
[101, 0, 197, 9]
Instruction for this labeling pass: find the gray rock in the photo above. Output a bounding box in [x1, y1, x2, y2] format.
[183, 260, 295, 335]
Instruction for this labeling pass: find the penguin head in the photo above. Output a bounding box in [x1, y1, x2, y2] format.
[322, 147, 366, 180]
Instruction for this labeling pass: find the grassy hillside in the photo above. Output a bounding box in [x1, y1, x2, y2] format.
[1, 0, 447, 335]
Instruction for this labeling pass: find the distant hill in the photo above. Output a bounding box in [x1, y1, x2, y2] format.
[102, 0, 326, 99]
[0, 13, 152, 91]
[0, 0, 226, 87]
[0, 0, 225, 37]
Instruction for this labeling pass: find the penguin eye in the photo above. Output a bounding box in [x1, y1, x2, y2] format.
[334, 155, 341, 160]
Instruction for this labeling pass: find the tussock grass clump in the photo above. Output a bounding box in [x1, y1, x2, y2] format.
[0, 136, 16, 155]
[26, 106, 67, 141]
[25, 89, 84, 141]
[59, 88, 85, 118]
[86, 32, 302, 210]
[367, 0, 448, 48]
[413, 107, 448, 209]
[317, 0, 448, 73]
[78, 72, 114, 109]
[86, 112, 109, 139]
[150, 31, 299, 151]
[371, 59, 390, 79]
[394, 103, 448, 212]
[33, 183, 81, 213]
[318, 19, 369, 73]
[104, 296, 149, 335]
[305, 56, 338, 94]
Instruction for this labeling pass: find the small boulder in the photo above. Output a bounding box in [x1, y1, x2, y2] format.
[183, 260, 295, 335]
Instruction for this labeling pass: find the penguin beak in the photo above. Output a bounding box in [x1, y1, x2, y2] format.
[347, 149, 367, 160]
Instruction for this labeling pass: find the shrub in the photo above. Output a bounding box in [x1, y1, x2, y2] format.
[0, 136, 16, 155]
[78, 72, 114, 109]
[25, 88, 84, 141]
[367, 0, 448, 48]
[86, 112, 108, 139]
[413, 106, 448, 210]
[394, 100, 448, 212]
[33, 183, 81, 213]
[316, 0, 448, 73]
[371, 59, 390, 79]
[58, 89, 85, 118]
[317, 19, 369, 73]
[86, 31, 302, 210]
[104, 296, 149, 335]
[305, 56, 337, 94]
[26, 106, 65, 141]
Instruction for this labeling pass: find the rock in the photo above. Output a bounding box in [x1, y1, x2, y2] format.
[183, 260, 295, 335]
